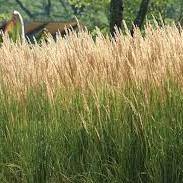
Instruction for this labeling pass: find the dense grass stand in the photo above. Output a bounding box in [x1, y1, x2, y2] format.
[0, 25, 183, 182]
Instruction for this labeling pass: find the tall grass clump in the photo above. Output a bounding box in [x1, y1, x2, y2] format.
[1, 24, 183, 182]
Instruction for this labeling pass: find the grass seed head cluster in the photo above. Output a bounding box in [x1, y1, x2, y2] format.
[0, 24, 183, 97]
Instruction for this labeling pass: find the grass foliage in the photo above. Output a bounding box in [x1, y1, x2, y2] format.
[1, 25, 183, 182]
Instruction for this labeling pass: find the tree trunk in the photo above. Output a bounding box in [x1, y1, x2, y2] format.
[178, 0, 183, 26]
[45, 0, 51, 17]
[131, 0, 151, 36]
[110, 0, 124, 37]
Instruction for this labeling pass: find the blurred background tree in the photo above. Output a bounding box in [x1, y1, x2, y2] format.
[109, 0, 124, 36]
[0, 0, 182, 35]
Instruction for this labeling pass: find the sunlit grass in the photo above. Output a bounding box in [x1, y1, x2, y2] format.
[0, 25, 183, 182]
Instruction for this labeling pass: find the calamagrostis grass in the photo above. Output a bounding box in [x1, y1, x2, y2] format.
[1, 25, 183, 183]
